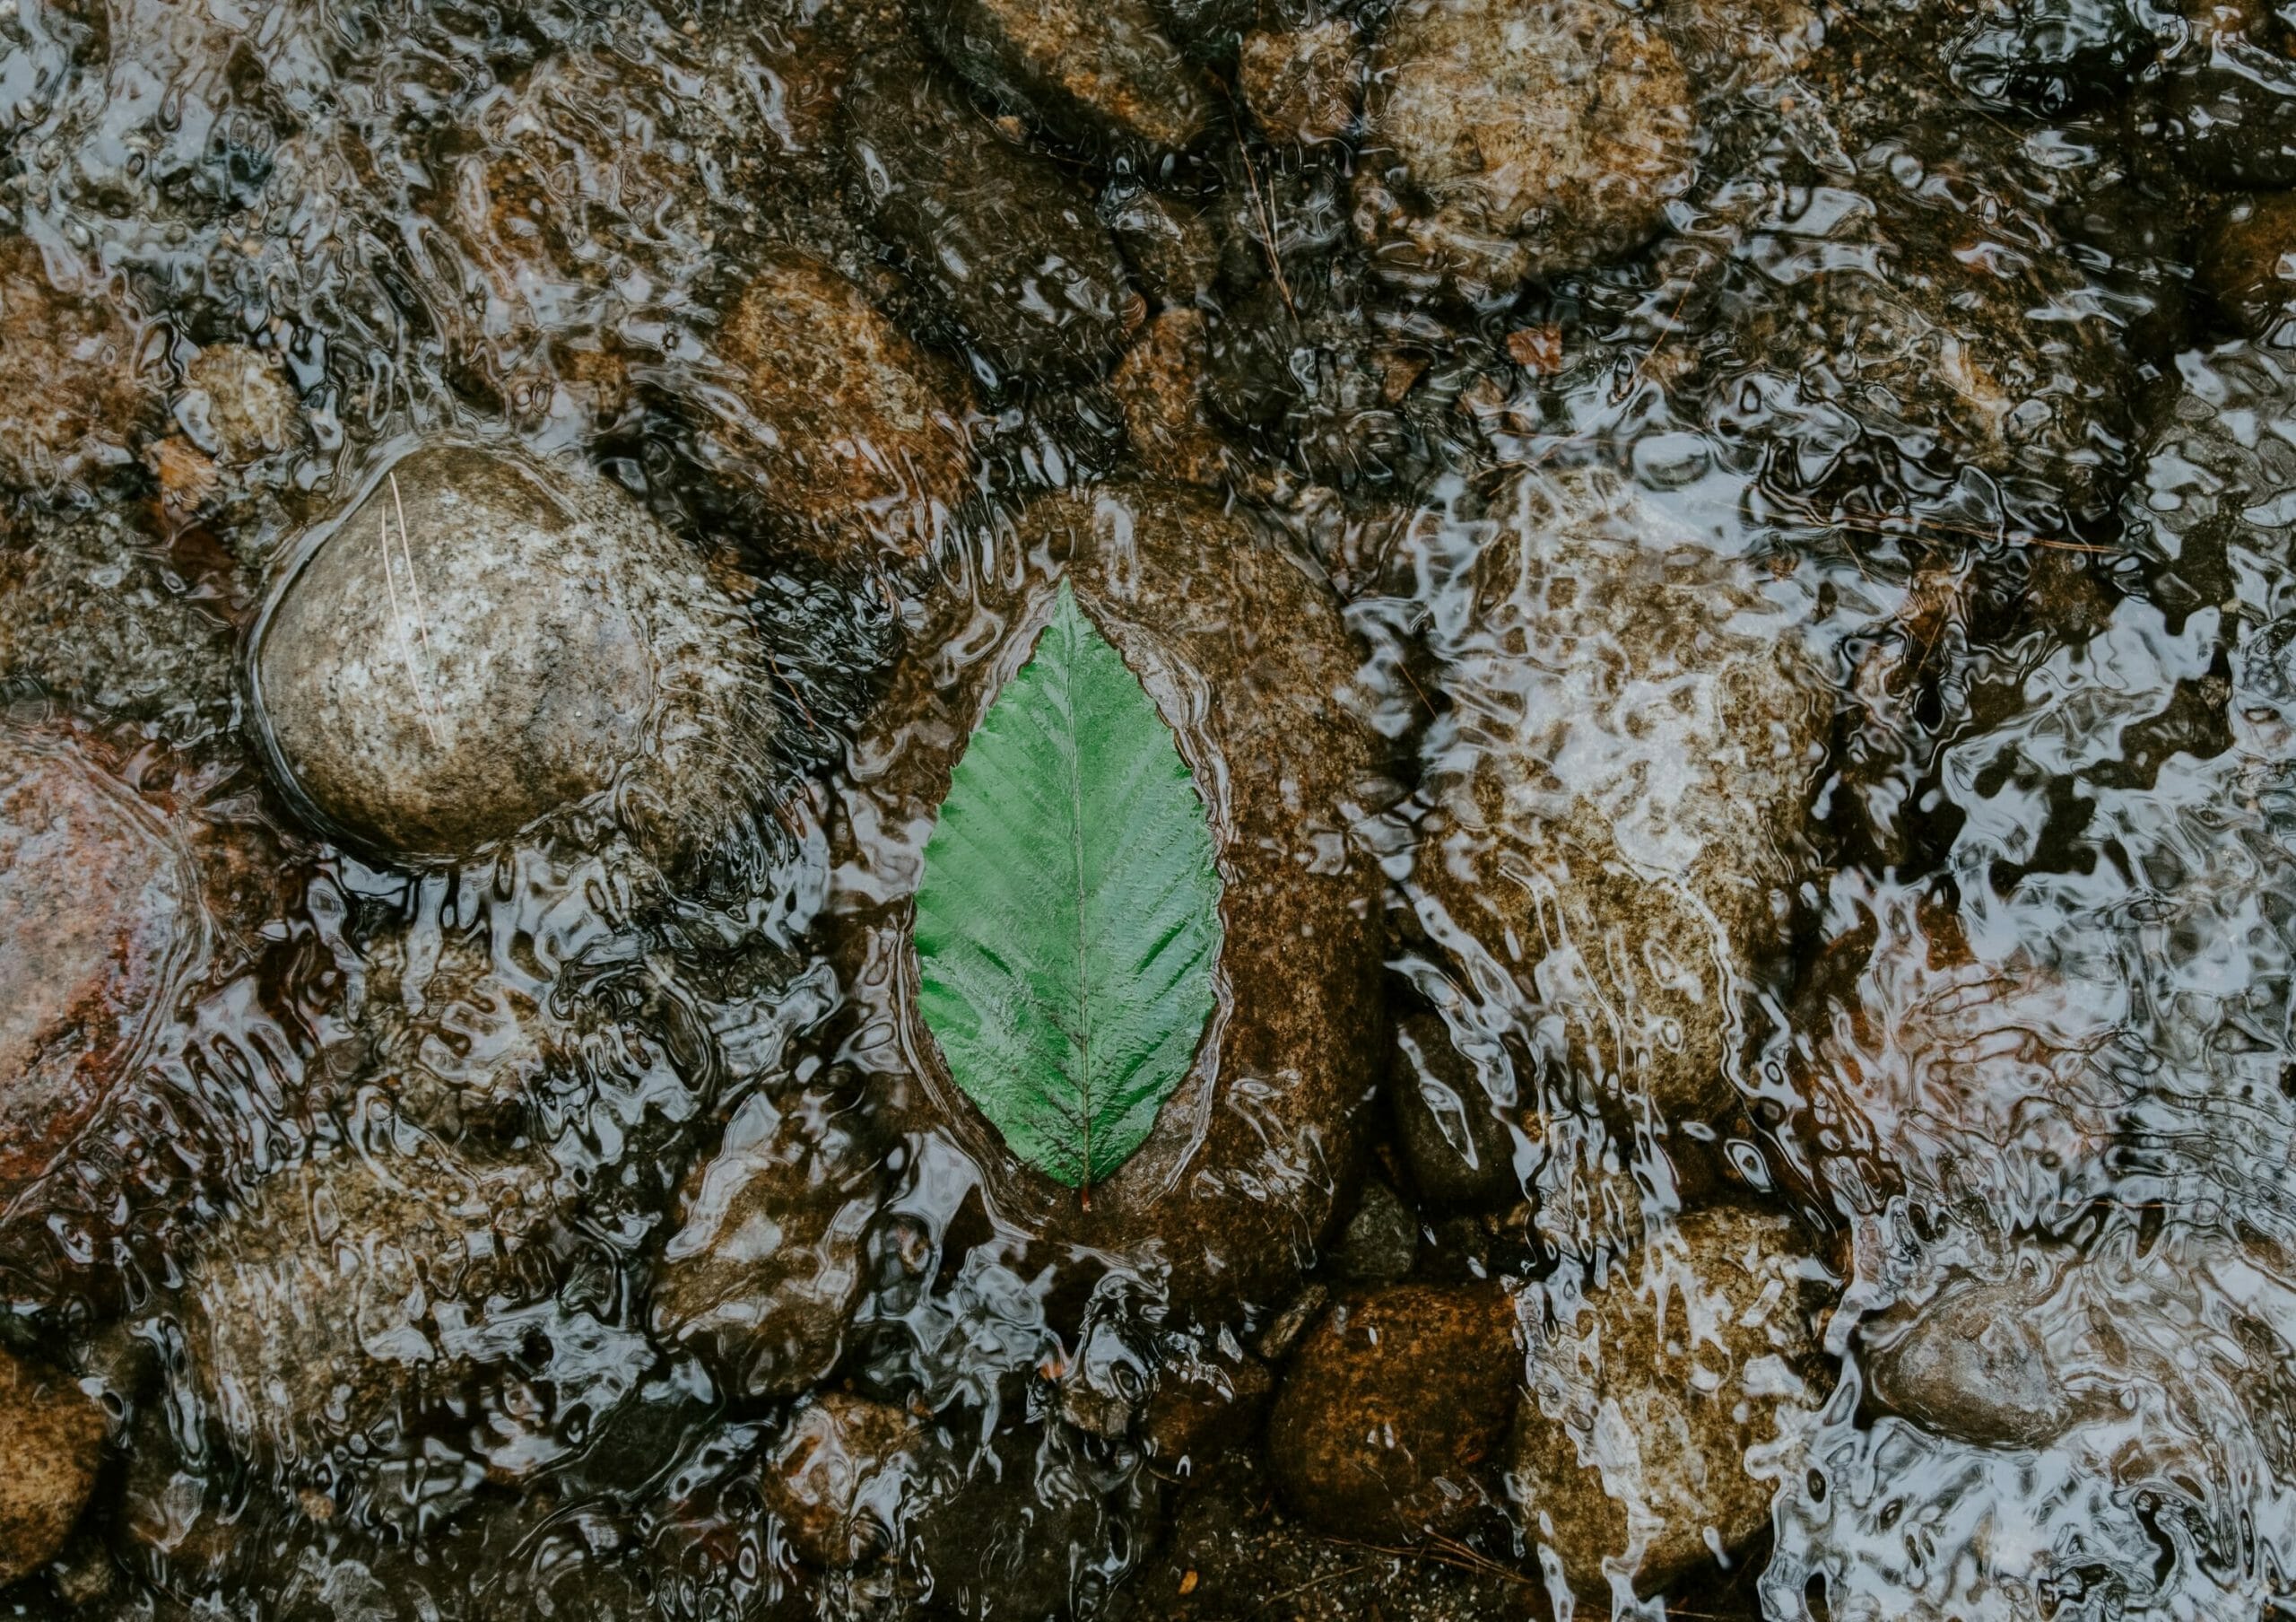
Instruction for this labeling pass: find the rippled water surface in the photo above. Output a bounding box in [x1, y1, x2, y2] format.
[3, 0, 2295, 1616]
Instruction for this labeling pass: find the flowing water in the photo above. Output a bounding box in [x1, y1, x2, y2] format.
[0, 0, 2292, 1617]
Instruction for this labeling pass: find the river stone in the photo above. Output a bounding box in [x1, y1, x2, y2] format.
[0, 1347, 105, 1588]
[0, 728, 197, 1209]
[1352, 0, 1695, 304]
[1098, 179, 1222, 311]
[701, 251, 975, 565]
[832, 481, 1387, 1326]
[1390, 1011, 1523, 1211]
[179, 1142, 578, 1475]
[1113, 309, 1238, 490]
[2165, 0, 2296, 188]
[1240, 22, 1364, 146]
[177, 344, 303, 467]
[2199, 192, 2296, 340]
[1405, 469, 1828, 1125]
[760, 1392, 938, 1567]
[1866, 1278, 2081, 1448]
[1265, 1283, 1522, 1540]
[649, 1085, 884, 1401]
[915, 0, 1213, 160]
[0, 507, 239, 727]
[1512, 1202, 1828, 1596]
[843, 51, 1138, 382]
[0, 236, 155, 496]
[252, 441, 775, 863]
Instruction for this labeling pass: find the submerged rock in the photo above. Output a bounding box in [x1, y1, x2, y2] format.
[252, 442, 778, 865]
[1265, 1283, 1521, 1539]
[649, 1085, 884, 1401]
[1239, 22, 1364, 146]
[1512, 1202, 1828, 1596]
[1405, 469, 1828, 1126]
[2165, 0, 2296, 188]
[0, 507, 239, 728]
[698, 250, 976, 565]
[1099, 179, 1222, 311]
[832, 481, 1388, 1326]
[760, 1392, 939, 1568]
[176, 344, 303, 467]
[0, 237, 155, 497]
[0, 1347, 105, 1588]
[2199, 192, 2296, 340]
[915, 0, 1213, 160]
[0, 728, 197, 1210]
[843, 52, 1138, 382]
[1865, 1277, 2083, 1448]
[1112, 309, 1238, 489]
[180, 1140, 630, 1479]
[1352, 0, 1695, 303]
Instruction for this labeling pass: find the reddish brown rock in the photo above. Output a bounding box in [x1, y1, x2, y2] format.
[700, 252, 975, 564]
[1265, 1284, 1521, 1540]
[2199, 192, 2296, 339]
[0, 1346, 106, 1587]
[176, 344, 303, 467]
[1112, 310, 1235, 490]
[0, 728, 196, 1207]
[0, 237, 156, 494]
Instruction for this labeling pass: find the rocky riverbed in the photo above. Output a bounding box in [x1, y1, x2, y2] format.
[1, 0, 2293, 1618]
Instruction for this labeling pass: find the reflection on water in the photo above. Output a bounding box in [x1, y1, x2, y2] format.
[2, 0, 2296, 1616]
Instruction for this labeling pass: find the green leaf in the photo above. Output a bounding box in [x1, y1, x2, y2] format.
[913, 580, 1223, 1190]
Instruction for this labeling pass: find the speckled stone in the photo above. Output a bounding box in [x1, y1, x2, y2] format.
[0, 728, 196, 1210]
[0, 1347, 105, 1587]
[702, 251, 974, 565]
[252, 442, 775, 863]
[1866, 1278, 2080, 1448]
[0, 237, 155, 496]
[1265, 1283, 1521, 1539]
[2199, 192, 2296, 340]
[831, 481, 1389, 1327]
[179, 1144, 573, 1473]
[1112, 309, 1237, 489]
[1240, 22, 1363, 146]
[843, 51, 1138, 382]
[1511, 1202, 1829, 1597]
[177, 344, 303, 467]
[914, 0, 1213, 160]
[649, 1086, 884, 1401]
[1352, 0, 1695, 303]
[1406, 469, 1828, 1125]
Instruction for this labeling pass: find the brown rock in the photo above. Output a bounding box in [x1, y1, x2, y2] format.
[650, 1086, 884, 1400]
[180, 1143, 573, 1473]
[0, 728, 196, 1208]
[1239, 22, 1363, 146]
[0, 1347, 105, 1587]
[1405, 469, 1828, 1127]
[2200, 192, 2296, 340]
[1865, 1277, 2080, 1449]
[701, 252, 974, 565]
[1352, 0, 1694, 303]
[761, 1393, 938, 1568]
[1099, 179, 1222, 310]
[1512, 1202, 1829, 1596]
[915, 0, 1213, 160]
[177, 344, 303, 467]
[832, 482, 1388, 1326]
[1265, 1283, 1521, 1539]
[1113, 310, 1236, 489]
[1141, 1347, 1274, 1471]
[252, 441, 778, 863]
[0, 237, 155, 494]
[1390, 1011, 1524, 1210]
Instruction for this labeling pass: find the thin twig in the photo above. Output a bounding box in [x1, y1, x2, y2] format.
[378, 506, 441, 748]
[1230, 106, 1297, 319]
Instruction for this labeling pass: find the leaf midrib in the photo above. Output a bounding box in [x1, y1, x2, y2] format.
[1057, 599, 1096, 1186]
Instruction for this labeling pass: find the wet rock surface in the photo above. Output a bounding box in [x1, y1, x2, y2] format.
[1513, 1203, 1829, 1597]
[649, 1085, 884, 1401]
[915, 0, 1213, 160]
[843, 51, 1139, 383]
[0, 729, 196, 1209]
[832, 480, 1389, 1327]
[1265, 1283, 1520, 1539]
[253, 442, 775, 863]
[696, 252, 974, 565]
[0, 1347, 105, 1589]
[0, 237, 155, 497]
[1352, 0, 1696, 302]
